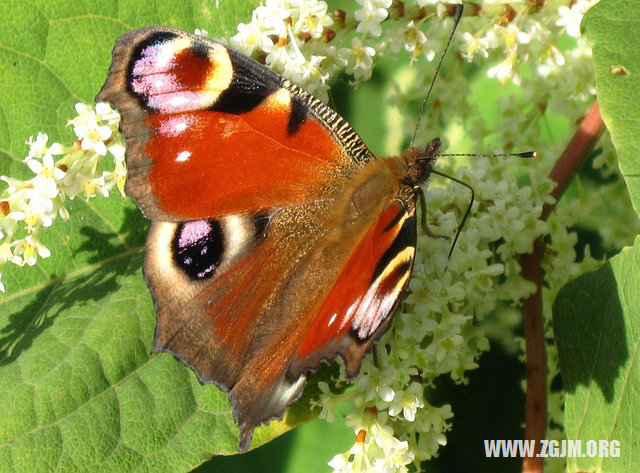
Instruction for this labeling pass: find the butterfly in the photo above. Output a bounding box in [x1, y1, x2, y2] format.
[97, 20, 453, 451]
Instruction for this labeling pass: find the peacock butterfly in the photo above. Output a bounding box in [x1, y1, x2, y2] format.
[97, 6, 463, 451]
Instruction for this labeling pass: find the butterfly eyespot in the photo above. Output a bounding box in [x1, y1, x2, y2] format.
[172, 219, 223, 280]
[128, 32, 233, 114]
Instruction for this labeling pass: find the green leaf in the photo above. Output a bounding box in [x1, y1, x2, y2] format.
[0, 1, 322, 471]
[553, 237, 640, 473]
[583, 0, 640, 217]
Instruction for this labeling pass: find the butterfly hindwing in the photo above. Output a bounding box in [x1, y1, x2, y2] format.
[144, 210, 279, 392]
[144, 192, 418, 450]
[96, 26, 373, 222]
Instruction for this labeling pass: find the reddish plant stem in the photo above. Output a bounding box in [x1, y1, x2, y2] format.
[543, 102, 606, 219]
[521, 239, 546, 473]
[521, 102, 604, 473]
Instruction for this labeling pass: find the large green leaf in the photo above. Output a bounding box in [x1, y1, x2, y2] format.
[553, 4, 640, 471]
[554, 237, 640, 473]
[0, 1, 324, 471]
[583, 0, 640, 217]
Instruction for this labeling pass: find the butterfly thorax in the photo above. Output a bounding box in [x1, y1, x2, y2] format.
[401, 137, 441, 186]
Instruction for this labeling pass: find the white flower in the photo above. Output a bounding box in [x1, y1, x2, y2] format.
[94, 102, 111, 117]
[61, 167, 113, 200]
[1, 176, 30, 196]
[107, 143, 127, 196]
[355, 0, 391, 37]
[229, 0, 337, 96]
[61, 172, 91, 198]
[254, 0, 291, 38]
[11, 234, 51, 266]
[328, 439, 370, 472]
[80, 124, 112, 156]
[372, 438, 414, 471]
[388, 382, 424, 422]
[229, 0, 293, 56]
[402, 20, 426, 51]
[6, 173, 60, 230]
[232, 21, 274, 55]
[95, 102, 120, 123]
[71, 102, 94, 122]
[378, 384, 395, 403]
[26, 153, 66, 182]
[1, 100, 126, 292]
[265, 41, 297, 73]
[315, 381, 341, 423]
[462, 31, 488, 60]
[290, 0, 333, 39]
[487, 50, 519, 85]
[412, 406, 453, 459]
[69, 103, 113, 156]
[503, 24, 531, 47]
[0, 241, 11, 265]
[286, 53, 330, 95]
[556, 1, 595, 38]
[329, 413, 414, 473]
[339, 37, 376, 81]
[24, 132, 63, 161]
[25, 132, 48, 159]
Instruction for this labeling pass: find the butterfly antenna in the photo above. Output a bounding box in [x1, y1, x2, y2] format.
[439, 151, 538, 159]
[410, 4, 464, 148]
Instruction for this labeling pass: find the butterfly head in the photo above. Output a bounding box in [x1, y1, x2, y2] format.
[402, 137, 441, 186]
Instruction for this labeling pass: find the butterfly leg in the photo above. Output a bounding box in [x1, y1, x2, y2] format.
[414, 186, 448, 240]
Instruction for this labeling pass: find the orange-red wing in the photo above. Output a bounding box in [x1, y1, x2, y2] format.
[96, 27, 373, 221]
[292, 202, 417, 377]
[144, 106, 339, 219]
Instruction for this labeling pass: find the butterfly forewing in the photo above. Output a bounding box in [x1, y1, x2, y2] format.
[97, 26, 373, 221]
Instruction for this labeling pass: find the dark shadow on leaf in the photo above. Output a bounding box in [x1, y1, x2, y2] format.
[76, 206, 148, 264]
[119, 206, 149, 248]
[77, 226, 126, 263]
[553, 262, 628, 403]
[0, 251, 143, 367]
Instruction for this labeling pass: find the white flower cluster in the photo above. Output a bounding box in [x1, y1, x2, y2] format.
[230, 0, 598, 103]
[231, 0, 336, 98]
[0, 103, 124, 292]
[327, 409, 416, 472]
